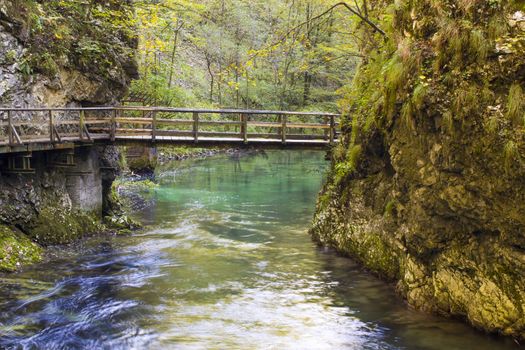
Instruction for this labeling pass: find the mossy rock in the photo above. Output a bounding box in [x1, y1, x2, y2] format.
[104, 214, 141, 232]
[27, 207, 103, 246]
[0, 225, 42, 272]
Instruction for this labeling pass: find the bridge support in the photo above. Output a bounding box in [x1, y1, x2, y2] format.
[2, 153, 35, 174]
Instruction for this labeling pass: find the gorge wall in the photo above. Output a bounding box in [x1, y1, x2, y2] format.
[0, 0, 138, 271]
[312, 0, 525, 340]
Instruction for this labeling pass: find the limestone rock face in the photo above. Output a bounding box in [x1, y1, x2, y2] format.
[0, 0, 138, 108]
[312, 0, 525, 340]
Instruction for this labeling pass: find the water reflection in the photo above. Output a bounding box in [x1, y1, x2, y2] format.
[0, 151, 518, 349]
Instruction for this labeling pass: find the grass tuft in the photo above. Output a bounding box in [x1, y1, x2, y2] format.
[506, 83, 525, 126]
[443, 110, 454, 134]
[503, 140, 519, 173]
[401, 100, 414, 130]
[412, 84, 428, 111]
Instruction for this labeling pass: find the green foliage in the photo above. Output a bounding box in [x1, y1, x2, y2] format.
[334, 144, 362, 185]
[454, 84, 479, 118]
[469, 30, 489, 63]
[412, 84, 427, 111]
[401, 101, 414, 130]
[383, 56, 408, 119]
[506, 83, 525, 126]
[132, 0, 357, 111]
[384, 200, 397, 217]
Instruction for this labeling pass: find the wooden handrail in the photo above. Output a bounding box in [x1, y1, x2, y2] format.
[0, 106, 340, 117]
[0, 106, 341, 152]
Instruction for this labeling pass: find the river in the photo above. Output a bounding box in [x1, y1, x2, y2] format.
[0, 150, 518, 349]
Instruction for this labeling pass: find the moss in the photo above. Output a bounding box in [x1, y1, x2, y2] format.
[128, 155, 157, 173]
[117, 179, 158, 193]
[4, 50, 17, 65]
[401, 100, 414, 130]
[0, 225, 42, 272]
[27, 207, 103, 246]
[384, 199, 398, 217]
[103, 181, 142, 231]
[358, 233, 400, 280]
[105, 214, 141, 231]
[334, 144, 362, 185]
[412, 84, 428, 111]
[383, 56, 408, 119]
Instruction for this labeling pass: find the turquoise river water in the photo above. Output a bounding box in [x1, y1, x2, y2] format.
[0, 150, 519, 349]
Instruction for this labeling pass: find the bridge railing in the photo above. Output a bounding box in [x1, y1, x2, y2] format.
[0, 107, 340, 148]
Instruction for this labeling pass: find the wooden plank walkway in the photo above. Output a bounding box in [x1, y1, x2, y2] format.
[0, 107, 340, 154]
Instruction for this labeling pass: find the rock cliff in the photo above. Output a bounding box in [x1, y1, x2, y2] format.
[0, 0, 138, 272]
[312, 0, 525, 339]
[0, 0, 138, 107]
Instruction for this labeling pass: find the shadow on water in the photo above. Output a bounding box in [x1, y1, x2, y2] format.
[315, 249, 519, 350]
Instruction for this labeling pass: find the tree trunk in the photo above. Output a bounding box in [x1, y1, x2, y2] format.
[168, 23, 182, 88]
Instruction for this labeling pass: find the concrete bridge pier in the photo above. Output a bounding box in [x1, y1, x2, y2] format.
[0, 145, 120, 235]
[65, 147, 105, 216]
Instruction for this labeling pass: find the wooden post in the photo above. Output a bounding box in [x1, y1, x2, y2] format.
[7, 110, 12, 145]
[323, 115, 329, 141]
[193, 112, 199, 143]
[277, 115, 282, 140]
[22, 154, 31, 170]
[281, 114, 287, 145]
[151, 110, 157, 143]
[79, 110, 85, 141]
[242, 114, 248, 143]
[329, 115, 335, 144]
[111, 109, 117, 142]
[49, 110, 54, 143]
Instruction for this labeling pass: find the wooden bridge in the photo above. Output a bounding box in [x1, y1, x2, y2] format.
[0, 107, 340, 156]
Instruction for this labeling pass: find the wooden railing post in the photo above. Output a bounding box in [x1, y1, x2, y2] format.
[193, 112, 199, 143]
[151, 110, 157, 143]
[111, 109, 117, 142]
[49, 110, 54, 143]
[281, 114, 287, 145]
[329, 115, 335, 144]
[79, 110, 85, 141]
[241, 113, 248, 143]
[323, 115, 329, 141]
[7, 110, 12, 145]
